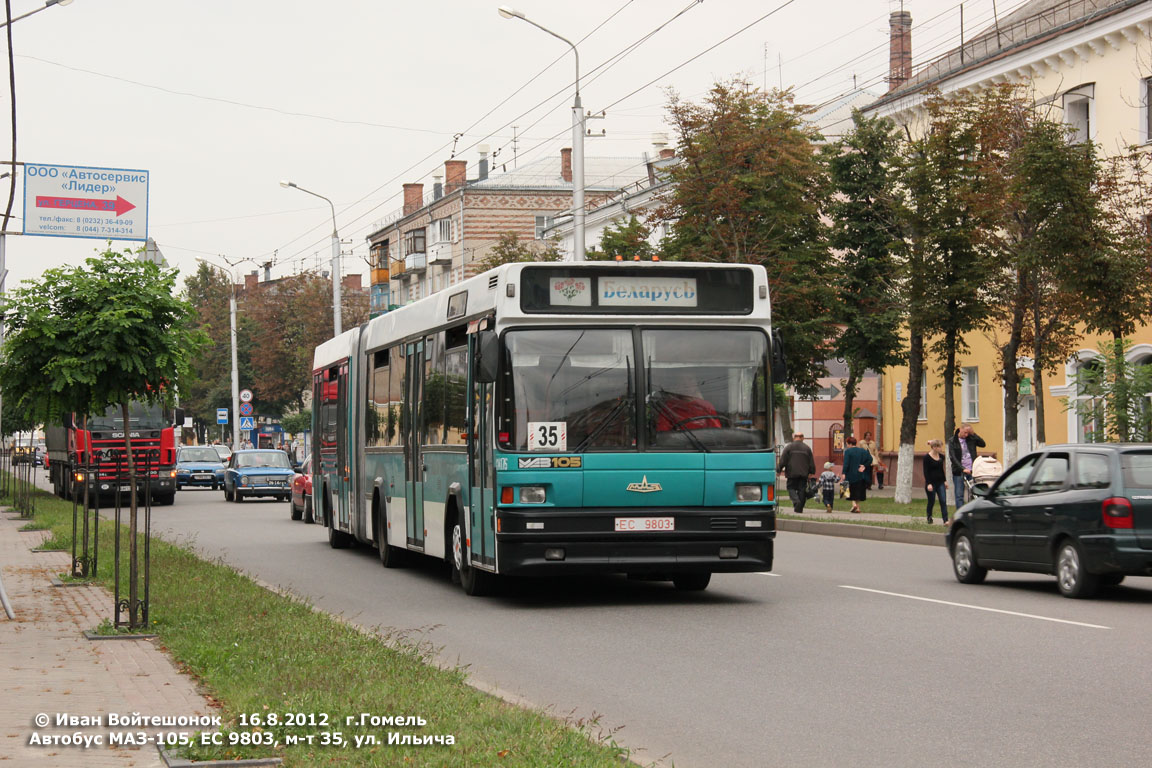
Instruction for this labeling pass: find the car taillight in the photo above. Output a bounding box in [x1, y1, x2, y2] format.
[1102, 497, 1134, 529]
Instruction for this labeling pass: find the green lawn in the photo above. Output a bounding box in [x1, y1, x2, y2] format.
[2, 479, 634, 767]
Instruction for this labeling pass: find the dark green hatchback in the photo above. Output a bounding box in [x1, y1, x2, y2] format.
[946, 444, 1152, 598]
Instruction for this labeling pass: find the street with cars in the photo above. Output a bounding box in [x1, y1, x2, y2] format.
[68, 475, 1151, 768]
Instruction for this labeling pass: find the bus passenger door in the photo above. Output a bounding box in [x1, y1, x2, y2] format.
[336, 362, 350, 530]
[467, 332, 495, 569]
[405, 341, 425, 550]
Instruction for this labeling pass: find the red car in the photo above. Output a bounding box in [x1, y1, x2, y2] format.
[289, 454, 314, 523]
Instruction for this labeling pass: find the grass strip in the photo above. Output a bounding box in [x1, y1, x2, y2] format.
[13, 482, 633, 767]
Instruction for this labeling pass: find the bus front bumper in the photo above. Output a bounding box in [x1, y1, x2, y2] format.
[494, 507, 775, 576]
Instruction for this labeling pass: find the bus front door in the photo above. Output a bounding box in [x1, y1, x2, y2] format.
[405, 341, 425, 550]
[336, 362, 351, 530]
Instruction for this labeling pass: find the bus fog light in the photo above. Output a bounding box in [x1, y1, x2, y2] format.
[736, 484, 762, 502]
[545, 548, 565, 561]
[719, 547, 739, 559]
[526, 521, 544, 530]
[519, 486, 546, 504]
[745, 520, 762, 528]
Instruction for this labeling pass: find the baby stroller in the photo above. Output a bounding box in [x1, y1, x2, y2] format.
[964, 455, 1003, 501]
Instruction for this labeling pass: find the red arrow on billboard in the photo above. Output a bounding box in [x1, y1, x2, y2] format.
[36, 195, 137, 217]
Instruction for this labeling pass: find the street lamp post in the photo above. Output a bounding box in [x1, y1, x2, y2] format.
[499, 6, 585, 261]
[0, 0, 73, 29]
[197, 259, 242, 453]
[280, 180, 342, 336]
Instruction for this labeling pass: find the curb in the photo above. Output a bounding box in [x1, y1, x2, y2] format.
[50, 577, 95, 587]
[82, 630, 159, 641]
[777, 518, 946, 547]
[158, 745, 283, 767]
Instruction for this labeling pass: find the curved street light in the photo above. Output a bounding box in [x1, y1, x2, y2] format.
[1, 0, 74, 29]
[498, 6, 585, 261]
[280, 180, 342, 336]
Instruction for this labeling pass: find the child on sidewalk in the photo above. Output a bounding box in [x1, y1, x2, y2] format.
[818, 461, 839, 514]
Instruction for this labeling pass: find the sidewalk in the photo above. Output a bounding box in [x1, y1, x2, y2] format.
[0, 508, 216, 766]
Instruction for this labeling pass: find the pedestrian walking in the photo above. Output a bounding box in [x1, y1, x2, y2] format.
[840, 436, 873, 514]
[923, 439, 949, 524]
[818, 461, 839, 514]
[948, 423, 986, 508]
[780, 432, 816, 515]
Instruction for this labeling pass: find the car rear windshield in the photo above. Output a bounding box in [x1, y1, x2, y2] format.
[1121, 452, 1152, 489]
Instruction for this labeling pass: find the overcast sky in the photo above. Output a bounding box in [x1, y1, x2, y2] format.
[0, 0, 1028, 291]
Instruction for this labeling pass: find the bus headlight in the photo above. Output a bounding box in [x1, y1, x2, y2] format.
[736, 484, 762, 502]
[519, 486, 546, 504]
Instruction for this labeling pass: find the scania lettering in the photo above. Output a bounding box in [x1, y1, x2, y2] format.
[312, 262, 786, 595]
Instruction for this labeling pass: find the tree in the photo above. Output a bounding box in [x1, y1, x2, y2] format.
[475, 231, 562, 271]
[657, 79, 836, 423]
[1067, 339, 1152, 442]
[969, 86, 1106, 464]
[281, 409, 311, 436]
[0, 246, 205, 626]
[904, 92, 1001, 450]
[824, 109, 907, 440]
[586, 215, 654, 261]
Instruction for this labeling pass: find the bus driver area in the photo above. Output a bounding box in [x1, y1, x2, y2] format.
[312, 262, 785, 595]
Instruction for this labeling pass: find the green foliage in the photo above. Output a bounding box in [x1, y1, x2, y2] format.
[1066, 339, 1152, 442]
[824, 110, 908, 433]
[0, 246, 206, 425]
[658, 79, 835, 398]
[280, 409, 311, 435]
[476, 231, 563, 271]
[586, 216, 654, 261]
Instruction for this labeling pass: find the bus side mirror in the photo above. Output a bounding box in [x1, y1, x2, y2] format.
[770, 329, 788, 383]
[474, 330, 499, 384]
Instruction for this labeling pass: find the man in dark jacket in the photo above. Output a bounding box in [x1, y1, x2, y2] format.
[780, 432, 816, 514]
[948, 423, 986, 509]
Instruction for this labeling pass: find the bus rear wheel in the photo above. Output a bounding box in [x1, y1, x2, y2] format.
[375, 503, 404, 568]
[672, 573, 711, 591]
[325, 492, 353, 549]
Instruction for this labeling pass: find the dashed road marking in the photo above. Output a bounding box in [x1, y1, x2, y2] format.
[839, 585, 1110, 629]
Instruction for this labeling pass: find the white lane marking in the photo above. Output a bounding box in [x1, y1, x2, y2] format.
[755, 572, 779, 577]
[839, 585, 1110, 630]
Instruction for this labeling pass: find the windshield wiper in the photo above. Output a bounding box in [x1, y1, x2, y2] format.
[573, 357, 633, 452]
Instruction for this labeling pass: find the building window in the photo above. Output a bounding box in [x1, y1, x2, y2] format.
[371, 239, 389, 269]
[404, 228, 426, 256]
[1062, 83, 1094, 143]
[535, 215, 554, 240]
[962, 367, 979, 422]
[432, 217, 453, 244]
[918, 375, 927, 421]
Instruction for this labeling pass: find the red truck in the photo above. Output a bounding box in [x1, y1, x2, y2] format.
[45, 402, 180, 505]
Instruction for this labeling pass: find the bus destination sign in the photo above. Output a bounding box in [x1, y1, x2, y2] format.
[523, 266, 753, 315]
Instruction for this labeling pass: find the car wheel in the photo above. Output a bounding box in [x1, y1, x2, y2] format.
[224, 486, 233, 502]
[235, 490, 244, 504]
[1100, 573, 1125, 587]
[211, 482, 218, 491]
[290, 496, 302, 521]
[303, 497, 314, 525]
[1056, 540, 1099, 599]
[672, 573, 711, 591]
[951, 530, 987, 584]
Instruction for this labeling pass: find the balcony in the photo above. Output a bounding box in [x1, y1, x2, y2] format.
[427, 243, 452, 265]
[388, 258, 406, 279]
[405, 252, 427, 273]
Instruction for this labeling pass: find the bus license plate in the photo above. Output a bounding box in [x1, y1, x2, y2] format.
[614, 517, 674, 532]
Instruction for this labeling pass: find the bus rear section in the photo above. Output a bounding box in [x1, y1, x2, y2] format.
[489, 324, 775, 588]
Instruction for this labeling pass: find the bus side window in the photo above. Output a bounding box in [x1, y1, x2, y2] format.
[423, 335, 446, 446]
[367, 349, 390, 448]
[444, 325, 468, 445]
[389, 346, 406, 446]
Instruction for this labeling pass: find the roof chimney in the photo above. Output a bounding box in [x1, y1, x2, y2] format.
[560, 147, 573, 183]
[263, 261, 272, 282]
[403, 183, 423, 216]
[478, 144, 490, 181]
[444, 160, 466, 193]
[245, 271, 258, 291]
[888, 10, 912, 92]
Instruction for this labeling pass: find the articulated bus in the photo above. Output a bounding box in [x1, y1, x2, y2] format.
[312, 261, 787, 595]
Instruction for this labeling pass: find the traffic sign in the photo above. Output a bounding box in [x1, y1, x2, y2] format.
[239, 416, 255, 431]
[216, 408, 228, 425]
[239, 402, 253, 417]
[239, 389, 253, 403]
[23, 162, 148, 241]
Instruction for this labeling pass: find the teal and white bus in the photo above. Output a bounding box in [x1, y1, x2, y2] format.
[312, 261, 786, 595]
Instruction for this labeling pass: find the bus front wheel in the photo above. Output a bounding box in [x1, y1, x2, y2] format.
[452, 520, 495, 596]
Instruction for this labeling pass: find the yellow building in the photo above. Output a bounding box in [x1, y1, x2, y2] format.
[863, 0, 1152, 469]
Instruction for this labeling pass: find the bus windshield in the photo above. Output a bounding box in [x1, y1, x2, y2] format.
[88, 402, 169, 431]
[501, 328, 768, 452]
